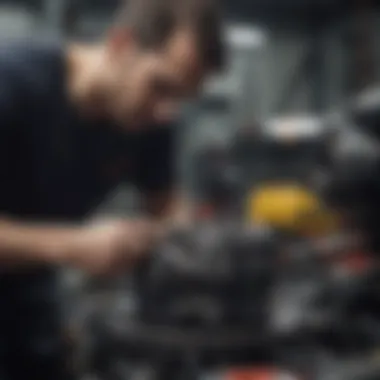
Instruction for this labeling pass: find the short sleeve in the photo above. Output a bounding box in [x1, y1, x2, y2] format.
[0, 60, 28, 158]
[133, 125, 176, 193]
[0, 51, 32, 161]
[0, 68, 21, 129]
[0, 60, 30, 212]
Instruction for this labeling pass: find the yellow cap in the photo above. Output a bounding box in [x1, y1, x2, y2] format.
[247, 183, 338, 235]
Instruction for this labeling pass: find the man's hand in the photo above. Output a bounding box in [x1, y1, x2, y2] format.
[64, 219, 164, 275]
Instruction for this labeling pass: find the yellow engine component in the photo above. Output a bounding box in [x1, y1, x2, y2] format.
[247, 183, 339, 236]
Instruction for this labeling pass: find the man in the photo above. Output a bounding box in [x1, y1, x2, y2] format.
[0, 0, 224, 378]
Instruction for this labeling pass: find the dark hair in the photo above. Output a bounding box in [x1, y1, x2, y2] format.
[115, 0, 225, 71]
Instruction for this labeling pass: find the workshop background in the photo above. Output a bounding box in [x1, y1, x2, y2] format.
[1, 1, 380, 380]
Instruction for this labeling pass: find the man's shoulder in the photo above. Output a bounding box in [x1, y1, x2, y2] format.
[0, 38, 64, 93]
[0, 37, 63, 67]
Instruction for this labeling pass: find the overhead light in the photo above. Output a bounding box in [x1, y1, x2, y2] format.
[265, 115, 324, 140]
[225, 24, 267, 49]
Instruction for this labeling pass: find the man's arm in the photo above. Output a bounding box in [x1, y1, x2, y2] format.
[0, 218, 78, 265]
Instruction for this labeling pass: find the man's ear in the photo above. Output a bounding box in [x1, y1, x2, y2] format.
[105, 28, 135, 59]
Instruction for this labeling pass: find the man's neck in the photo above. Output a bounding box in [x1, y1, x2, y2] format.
[66, 43, 109, 119]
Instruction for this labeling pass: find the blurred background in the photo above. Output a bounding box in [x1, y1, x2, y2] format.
[4, 0, 380, 379]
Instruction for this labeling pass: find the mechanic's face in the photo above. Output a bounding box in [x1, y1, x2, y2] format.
[104, 29, 205, 130]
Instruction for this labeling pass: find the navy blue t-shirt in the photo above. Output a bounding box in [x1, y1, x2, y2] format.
[0, 40, 175, 353]
[0, 40, 175, 222]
